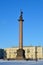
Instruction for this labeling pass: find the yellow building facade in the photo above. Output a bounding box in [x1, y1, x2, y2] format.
[4, 46, 43, 60]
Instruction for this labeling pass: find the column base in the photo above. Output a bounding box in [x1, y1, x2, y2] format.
[16, 49, 26, 60]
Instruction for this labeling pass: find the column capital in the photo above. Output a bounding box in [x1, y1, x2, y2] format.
[18, 11, 24, 21]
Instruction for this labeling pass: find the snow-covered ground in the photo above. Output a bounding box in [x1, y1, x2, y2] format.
[0, 60, 43, 65]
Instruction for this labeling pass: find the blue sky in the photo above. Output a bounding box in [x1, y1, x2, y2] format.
[0, 0, 43, 48]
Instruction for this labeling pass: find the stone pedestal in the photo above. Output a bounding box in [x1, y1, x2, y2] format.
[16, 49, 25, 60]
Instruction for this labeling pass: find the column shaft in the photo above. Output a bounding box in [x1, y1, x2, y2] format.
[19, 21, 23, 49]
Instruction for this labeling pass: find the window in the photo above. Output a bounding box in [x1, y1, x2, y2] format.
[27, 49, 30, 53]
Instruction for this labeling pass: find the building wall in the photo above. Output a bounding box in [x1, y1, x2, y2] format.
[0, 49, 5, 59]
[4, 46, 43, 60]
[23, 47, 36, 59]
[4, 48, 18, 59]
[42, 47, 43, 59]
[37, 47, 42, 59]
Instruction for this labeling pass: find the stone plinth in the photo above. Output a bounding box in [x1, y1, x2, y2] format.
[16, 49, 25, 60]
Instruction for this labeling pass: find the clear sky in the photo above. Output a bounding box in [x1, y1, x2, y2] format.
[0, 0, 43, 48]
